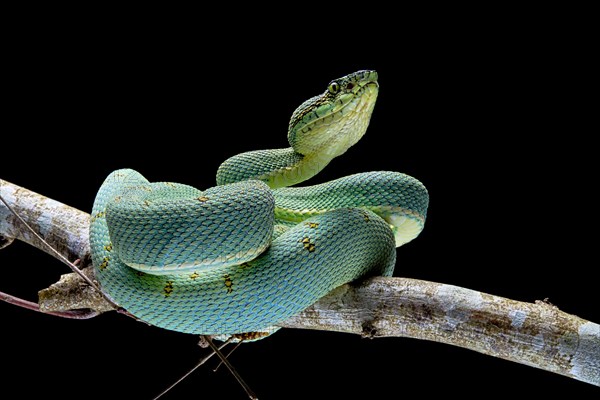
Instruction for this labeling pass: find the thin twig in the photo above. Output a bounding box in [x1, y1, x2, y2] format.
[0, 191, 120, 310]
[152, 338, 233, 400]
[213, 340, 244, 372]
[0, 290, 99, 319]
[204, 336, 258, 400]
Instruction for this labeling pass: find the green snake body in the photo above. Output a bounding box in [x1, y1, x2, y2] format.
[90, 70, 429, 336]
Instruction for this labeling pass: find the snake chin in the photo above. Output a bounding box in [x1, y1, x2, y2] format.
[387, 213, 426, 246]
[289, 72, 379, 160]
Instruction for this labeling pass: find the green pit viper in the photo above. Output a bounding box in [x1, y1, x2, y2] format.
[90, 70, 429, 337]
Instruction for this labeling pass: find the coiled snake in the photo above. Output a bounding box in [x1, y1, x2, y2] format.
[90, 70, 429, 336]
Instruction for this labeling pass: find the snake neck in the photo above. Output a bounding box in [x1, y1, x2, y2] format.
[216, 70, 379, 189]
[216, 147, 332, 189]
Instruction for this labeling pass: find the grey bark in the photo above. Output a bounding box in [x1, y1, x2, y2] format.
[1, 178, 598, 386]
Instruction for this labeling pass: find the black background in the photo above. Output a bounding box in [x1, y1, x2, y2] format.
[1, 15, 597, 399]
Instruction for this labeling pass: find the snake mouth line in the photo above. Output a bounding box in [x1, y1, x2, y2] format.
[309, 80, 378, 126]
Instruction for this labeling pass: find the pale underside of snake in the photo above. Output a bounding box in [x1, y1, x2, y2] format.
[90, 70, 429, 338]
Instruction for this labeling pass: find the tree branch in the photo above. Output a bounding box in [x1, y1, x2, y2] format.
[1, 178, 599, 387]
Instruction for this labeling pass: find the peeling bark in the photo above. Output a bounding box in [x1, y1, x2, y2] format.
[1, 178, 599, 387]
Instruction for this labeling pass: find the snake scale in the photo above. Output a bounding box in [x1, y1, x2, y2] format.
[90, 70, 429, 337]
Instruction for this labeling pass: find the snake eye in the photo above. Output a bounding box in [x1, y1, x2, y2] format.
[328, 81, 340, 94]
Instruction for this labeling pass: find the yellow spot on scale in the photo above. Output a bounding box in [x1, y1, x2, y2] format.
[223, 274, 234, 293]
[305, 222, 319, 229]
[104, 243, 113, 252]
[190, 272, 200, 280]
[163, 281, 174, 297]
[99, 256, 110, 270]
[91, 211, 105, 223]
[198, 196, 209, 202]
[299, 237, 316, 252]
[362, 211, 370, 222]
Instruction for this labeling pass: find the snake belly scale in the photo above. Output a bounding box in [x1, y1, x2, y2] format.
[90, 70, 429, 336]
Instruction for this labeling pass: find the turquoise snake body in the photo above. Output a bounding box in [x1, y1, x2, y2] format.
[90, 70, 429, 336]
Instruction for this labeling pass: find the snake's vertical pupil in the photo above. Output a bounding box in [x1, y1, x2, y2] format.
[328, 82, 340, 94]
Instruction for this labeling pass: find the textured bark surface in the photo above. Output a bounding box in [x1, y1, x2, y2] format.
[1, 179, 599, 386]
[0, 179, 91, 265]
[280, 278, 600, 385]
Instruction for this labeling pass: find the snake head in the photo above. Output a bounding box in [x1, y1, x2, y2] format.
[288, 70, 379, 159]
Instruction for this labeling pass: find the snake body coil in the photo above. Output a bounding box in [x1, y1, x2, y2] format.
[90, 70, 428, 335]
